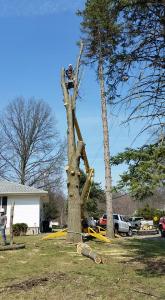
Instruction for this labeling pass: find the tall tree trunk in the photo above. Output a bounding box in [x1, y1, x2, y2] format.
[98, 60, 114, 239]
[65, 95, 82, 243]
[61, 43, 84, 243]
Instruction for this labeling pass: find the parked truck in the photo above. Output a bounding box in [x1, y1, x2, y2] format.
[98, 213, 133, 236]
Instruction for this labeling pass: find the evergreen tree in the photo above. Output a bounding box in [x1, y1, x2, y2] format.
[111, 140, 165, 200]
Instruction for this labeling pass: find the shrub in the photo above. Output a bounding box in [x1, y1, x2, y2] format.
[12, 223, 28, 236]
[135, 205, 165, 223]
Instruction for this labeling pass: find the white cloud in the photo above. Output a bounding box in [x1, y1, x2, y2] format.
[0, 0, 84, 17]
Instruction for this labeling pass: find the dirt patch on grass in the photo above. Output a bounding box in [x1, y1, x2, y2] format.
[0, 272, 67, 293]
[138, 258, 165, 276]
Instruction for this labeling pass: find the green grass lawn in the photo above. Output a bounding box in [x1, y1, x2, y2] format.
[0, 235, 165, 300]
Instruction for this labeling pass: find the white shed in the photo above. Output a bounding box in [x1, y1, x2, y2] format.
[0, 179, 48, 234]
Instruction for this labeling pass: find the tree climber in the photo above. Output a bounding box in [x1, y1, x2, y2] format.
[65, 64, 75, 89]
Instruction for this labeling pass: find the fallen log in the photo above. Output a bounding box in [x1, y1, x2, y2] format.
[0, 243, 25, 251]
[77, 243, 102, 264]
[77, 242, 83, 254]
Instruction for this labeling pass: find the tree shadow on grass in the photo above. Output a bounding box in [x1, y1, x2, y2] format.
[120, 236, 165, 277]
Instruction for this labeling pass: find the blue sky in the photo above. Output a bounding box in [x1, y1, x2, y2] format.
[0, 0, 149, 188]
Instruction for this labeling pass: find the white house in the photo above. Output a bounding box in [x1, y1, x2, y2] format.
[0, 179, 48, 234]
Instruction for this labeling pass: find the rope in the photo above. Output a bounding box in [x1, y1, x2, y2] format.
[67, 231, 83, 235]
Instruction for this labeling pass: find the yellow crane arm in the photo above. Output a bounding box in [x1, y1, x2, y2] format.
[73, 111, 94, 206]
[80, 167, 94, 204]
[73, 111, 90, 174]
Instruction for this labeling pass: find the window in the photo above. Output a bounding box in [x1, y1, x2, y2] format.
[135, 217, 143, 221]
[0, 196, 7, 213]
[113, 214, 119, 220]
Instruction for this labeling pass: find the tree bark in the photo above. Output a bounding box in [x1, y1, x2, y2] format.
[66, 102, 83, 243]
[98, 60, 114, 239]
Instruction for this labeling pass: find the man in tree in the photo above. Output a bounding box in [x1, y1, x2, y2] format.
[65, 64, 75, 89]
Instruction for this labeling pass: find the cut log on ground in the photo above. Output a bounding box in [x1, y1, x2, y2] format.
[0, 243, 25, 251]
[77, 242, 91, 254]
[77, 243, 102, 264]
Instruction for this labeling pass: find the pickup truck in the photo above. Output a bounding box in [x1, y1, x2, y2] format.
[98, 214, 133, 236]
[128, 217, 144, 229]
[159, 217, 165, 237]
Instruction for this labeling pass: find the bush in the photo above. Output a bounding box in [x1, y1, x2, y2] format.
[136, 204, 165, 224]
[12, 223, 28, 236]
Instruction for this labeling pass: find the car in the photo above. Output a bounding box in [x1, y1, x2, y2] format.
[98, 213, 133, 236]
[128, 217, 144, 230]
[159, 217, 165, 237]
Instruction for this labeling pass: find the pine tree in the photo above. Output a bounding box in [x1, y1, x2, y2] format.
[111, 140, 165, 200]
[78, 0, 120, 238]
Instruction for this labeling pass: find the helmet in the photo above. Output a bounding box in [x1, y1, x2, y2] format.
[0, 208, 4, 213]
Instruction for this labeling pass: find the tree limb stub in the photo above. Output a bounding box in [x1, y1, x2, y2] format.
[72, 41, 84, 108]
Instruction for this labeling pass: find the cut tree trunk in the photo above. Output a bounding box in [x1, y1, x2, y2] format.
[66, 95, 82, 243]
[98, 59, 114, 239]
[61, 43, 84, 243]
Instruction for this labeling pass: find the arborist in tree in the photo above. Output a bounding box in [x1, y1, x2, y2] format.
[0, 208, 7, 246]
[65, 64, 75, 90]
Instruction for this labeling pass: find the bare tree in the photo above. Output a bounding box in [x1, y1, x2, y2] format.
[0, 97, 65, 188]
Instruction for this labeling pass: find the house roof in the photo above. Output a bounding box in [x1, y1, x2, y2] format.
[0, 179, 48, 196]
